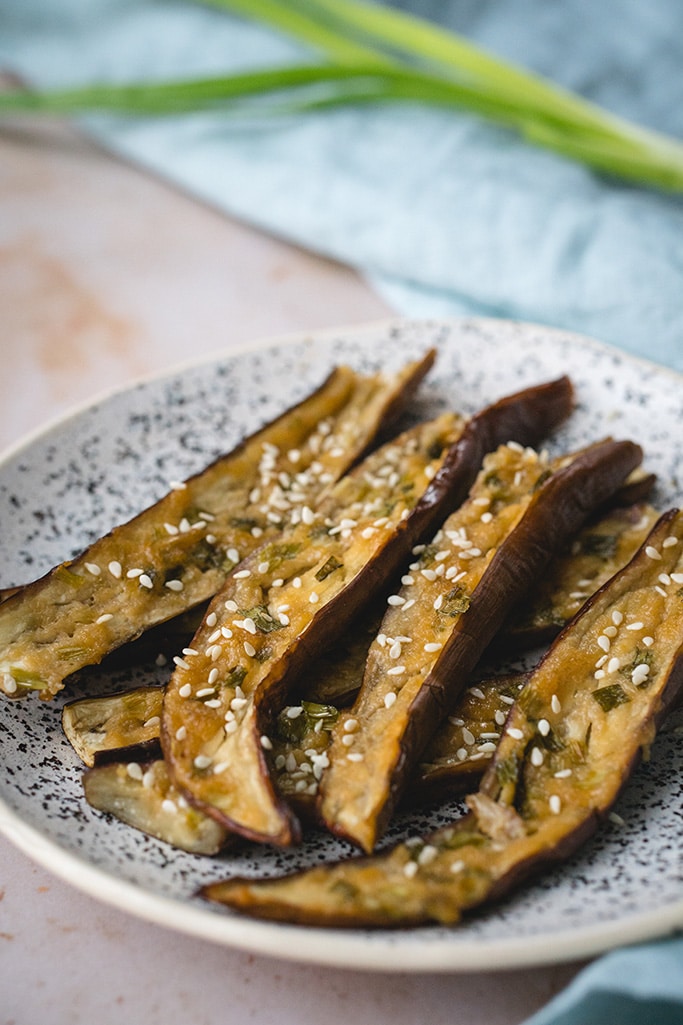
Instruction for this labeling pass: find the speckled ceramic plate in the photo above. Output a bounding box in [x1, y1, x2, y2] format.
[1, 318, 681, 972]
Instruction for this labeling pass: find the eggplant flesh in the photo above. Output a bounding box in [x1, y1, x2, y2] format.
[83, 759, 228, 856]
[202, 509, 683, 926]
[161, 376, 574, 846]
[319, 438, 642, 852]
[0, 354, 434, 701]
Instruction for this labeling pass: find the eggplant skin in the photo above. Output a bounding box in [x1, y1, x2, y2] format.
[201, 510, 683, 928]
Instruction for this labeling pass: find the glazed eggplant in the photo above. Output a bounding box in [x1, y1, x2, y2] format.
[0, 354, 434, 700]
[62, 686, 164, 767]
[83, 758, 228, 855]
[162, 376, 574, 846]
[202, 509, 683, 926]
[505, 502, 659, 647]
[319, 438, 642, 853]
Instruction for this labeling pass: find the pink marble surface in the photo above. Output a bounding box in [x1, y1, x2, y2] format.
[0, 119, 584, 1025]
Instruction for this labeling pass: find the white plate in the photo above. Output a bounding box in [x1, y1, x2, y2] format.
[1, 317, 681, 973]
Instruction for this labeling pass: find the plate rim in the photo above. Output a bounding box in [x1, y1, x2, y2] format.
[1, 315, 682, 972]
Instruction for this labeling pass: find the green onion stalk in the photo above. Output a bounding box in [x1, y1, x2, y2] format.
[1, 0, 683, 191]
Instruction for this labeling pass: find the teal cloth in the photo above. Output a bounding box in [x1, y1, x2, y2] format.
[1, 2, 682, 1022]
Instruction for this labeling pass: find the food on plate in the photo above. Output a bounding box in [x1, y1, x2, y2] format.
[83, 758, 228, 855]
[202, 509, 683, 926]
[161, 376, 574, 845]
[318, 438, 642, 852]
[0, 354, 435, 701]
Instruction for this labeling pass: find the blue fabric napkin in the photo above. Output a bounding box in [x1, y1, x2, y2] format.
[1, 2, 682, 1022]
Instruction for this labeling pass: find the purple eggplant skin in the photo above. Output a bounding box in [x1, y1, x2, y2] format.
[338, 438, 642, 852]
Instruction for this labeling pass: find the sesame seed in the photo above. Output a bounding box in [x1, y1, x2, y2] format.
[362, 527, 376, 540]
[342, 734, 355, 747]
[642, 636, 654, 647]
[469, 687, 485, 700]
[126, 763, 143, 781]
[175, 726, 187, 741]
[631, 663, 650, 685]
[127, 567, 143, 578]
[344, 718, 359, 732]
[85, 563, 101, 576]
[450, 860, 466, 874]
[421, 568, 437, 582]
[193, 755, 213, 770]
[551, 694, 561, 714]
[478, 741, 497, 753]
[645, 546, 662, 561]
[609, 812, 626, 826]
[225, 720, 238, 734]
[95, 613, 113, 625]
[139, 574, 154, 589]
[549, 795, 562, 814]
[507, 727, 524, 740]
[389, 641, 402, 659]
[554, 768, 572, 779]
[260, 735, 273, 750]
[173, 656, 190, 671]
[243, 618, 257, 635]
[286, 706, 304, 719]
[384, 692, 397, 708]
[424, 642, 442, 653]
[530, 747, 544, 767]
[597, 635, 611, 652]
[538, 719, 550, 736]
[603, 625, 617, 638]
[209, 645, 223, 661]
[208, 629, 222, 643]
[234, 569, 251, 579]
[108, 560, 122, 579]
[401, 574, 415, 586]
[659, 573, 672, 586]
[165, 579, 184, 592]
[655, 586, 668, 598]
[433, 595, 444, 611]
[278, 613, 290, 626]
[387, 594, 405, 607]
[495, 710, 507, 726]
[462, 728, 475, 746]
[309, 591, 319, 604]
[195, 687, 215, 698]
[387, 665, 406, 676]
[292, 577, 302, 589]
[221, 627, 233, 639]
[251, 527, 263, 538]
[607, 657, 621, 674]
[403, 861, 418, 878]
[626, 621, 644, 631]
[594, 670, 606, 680]
[178, 683, 192, 698]
[347, 752, 364, 762]
[671, 573, 683, 584]
[179, 518, 191, 533]
[418, 845, 438, 866]
[611, 610, 624, 626]
[244, 642, 256, 657]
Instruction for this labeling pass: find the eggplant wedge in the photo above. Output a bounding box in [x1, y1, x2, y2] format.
[202, 509, 683, 926]
[162, 376, 574, 846]
[62, 687, 164, 767]
[83, 758, 228, 855]
[319, 438, 643, 853]
[0, 353, 434, 701]
[505, 502, 660, 648]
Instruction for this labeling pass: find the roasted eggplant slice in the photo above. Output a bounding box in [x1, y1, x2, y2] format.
[505, 502, 659, 647]
[0, 354, 434, 700]
[202, 509, 683, 926]
[162, 376, 574, 846]
[62, 687, 164, 767]
[319, 439, 642, 852]
[83, 759, 228, 855]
